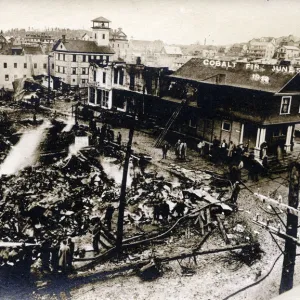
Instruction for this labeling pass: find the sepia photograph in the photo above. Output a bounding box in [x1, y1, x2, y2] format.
[1, 0, 300, 299]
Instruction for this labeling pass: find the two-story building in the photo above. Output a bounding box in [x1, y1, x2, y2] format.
[248, 37, 276, 60]
[276, 45, 300, 60]
[52, 17, 114, 87]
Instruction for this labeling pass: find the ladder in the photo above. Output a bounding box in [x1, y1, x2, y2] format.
[154, 99, 186, 147]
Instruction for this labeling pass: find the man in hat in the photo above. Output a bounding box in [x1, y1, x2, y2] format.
[40, 234, 51, 272]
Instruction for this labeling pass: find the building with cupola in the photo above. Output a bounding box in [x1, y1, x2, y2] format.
[52, 17, 115, 87]
[82, 18, 129, 61]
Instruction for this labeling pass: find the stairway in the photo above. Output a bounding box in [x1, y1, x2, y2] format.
[154, 100, 186, 148]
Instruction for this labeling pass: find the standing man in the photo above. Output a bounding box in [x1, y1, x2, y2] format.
[105, 204, 115, 232]
[197, 140, 205, 156]
[58, 240, 70, 273]
[160, 200, 170, 223]
[175, 139, 181, 159]
[117, 132, 122, 145]
[67, 237, 75, 271]
[162, 142, 170, 159]
[231, 181, 241, 211]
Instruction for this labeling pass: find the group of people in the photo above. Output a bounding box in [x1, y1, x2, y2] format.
[40, 237, 75, 274]
[153, 199, 186, 224]
[92, 204, 115, 254]
[88, 120, 122, 146]
[209, 136, 247, 164]
[174, 139, 188, 160]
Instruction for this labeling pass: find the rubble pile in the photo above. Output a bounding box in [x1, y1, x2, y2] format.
[0, 152, 116, 251]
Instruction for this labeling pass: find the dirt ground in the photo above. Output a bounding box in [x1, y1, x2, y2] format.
[1, 100, 299, 300]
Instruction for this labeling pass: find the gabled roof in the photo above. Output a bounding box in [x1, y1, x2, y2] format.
[281, 45, 300, 51]
[163, 46, 182, 55]
[53, 39, 114, 54]
[172, 58, 300, 93]
[92, 17, 110, 22]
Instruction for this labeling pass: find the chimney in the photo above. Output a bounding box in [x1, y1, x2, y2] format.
[62, 35, 66, 43]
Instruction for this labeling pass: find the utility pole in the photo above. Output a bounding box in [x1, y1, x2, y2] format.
[279, 163, 300, 294]
[116, 125, 134, 255]
[47, 54, 51, 105]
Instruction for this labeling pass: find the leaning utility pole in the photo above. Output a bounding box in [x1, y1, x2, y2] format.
[116, 125, 134, 255]
[279, 163, 300, 294]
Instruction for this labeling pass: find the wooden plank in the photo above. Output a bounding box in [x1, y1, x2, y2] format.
[199, 217, 205, 236]
[206, 208, 211, 232]
[216, 215, 230, 244]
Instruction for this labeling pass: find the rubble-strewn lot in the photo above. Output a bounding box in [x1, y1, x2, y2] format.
[0, 100, 299, 300]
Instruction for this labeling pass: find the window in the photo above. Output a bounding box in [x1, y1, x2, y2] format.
[106, 56, 109, 62]
[63, 54, 65, 61]
[34, 63, 37, 69]
[5, 75, 9, 81]
[73, 55, 76, 62]
[280, 96, 291, 114]
[82, 79, 86, 84]
[82, 67, 87, 75]
[102, 90, 109, 108]
[93, 71, 96, 82]
[58, 53, 61, 60]
[103, 72, 106, 84]
[89, 88, 95, 104]
[222, 121, 231, 131]
[102, 34, 105, 39]
[14, 63, 17, 68]
[114, 70, 118, 84]
[52, 63, 54, 69]
[3, 63, 7, 68]
[119, 70, 124, 85]
[72, 79, 76, 83]
[43, 63, 47, 69]
[95, 33, 97, 39]
[82, 55, 86, 62]
[63, 67, 66, 74]
[24, 63, 27, 68]
[72, 67, 77, 75]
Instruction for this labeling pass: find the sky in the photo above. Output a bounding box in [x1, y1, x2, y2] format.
[1, 0, 300, 45]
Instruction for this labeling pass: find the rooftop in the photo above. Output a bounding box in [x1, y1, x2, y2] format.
[172, 58, 300, 93]
[53, 39, 114, 54]
[91, 16, 110, 23]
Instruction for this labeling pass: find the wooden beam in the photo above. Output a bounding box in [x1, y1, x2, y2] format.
[216, 215, 230, 244]
[254, 193, 299, 217]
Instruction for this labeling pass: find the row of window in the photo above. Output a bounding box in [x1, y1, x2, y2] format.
[56, 53, 110, 63]
[4, 74, 28, 81]
[2, 62, 49, 69]
[56, 66, 89, 75]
